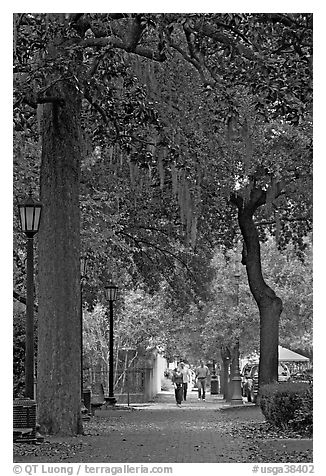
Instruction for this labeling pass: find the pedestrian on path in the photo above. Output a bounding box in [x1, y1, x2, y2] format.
[179, 362, 192, 401]
[172, 367, 183, 407]
[195, 361, 210, 401]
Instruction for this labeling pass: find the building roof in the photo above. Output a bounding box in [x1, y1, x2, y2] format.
[279, 345, 309, 362]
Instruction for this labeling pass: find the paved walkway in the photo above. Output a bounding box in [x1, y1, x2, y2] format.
[13, 390, 313, 464]
[130, 388, 232, 410]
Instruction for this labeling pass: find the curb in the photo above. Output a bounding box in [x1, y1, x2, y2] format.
[218, 403, 257, 411]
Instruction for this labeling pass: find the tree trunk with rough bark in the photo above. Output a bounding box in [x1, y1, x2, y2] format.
[232, 188, 283, 387]
[37, 45, 83, 434]
[220, 346, 231, 400]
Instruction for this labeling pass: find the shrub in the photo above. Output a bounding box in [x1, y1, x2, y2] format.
[289, 384, 313, 434]
[13, 312, 26, 398]
[260, 382, 312, 436]
[13, 310, 38, 398]
[161, 377, 172, 391]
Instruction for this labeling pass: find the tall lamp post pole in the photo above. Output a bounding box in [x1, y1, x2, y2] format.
[231, 271, 243, 405]
[18, 191, 42, 400]
[105, 283, 118, 405]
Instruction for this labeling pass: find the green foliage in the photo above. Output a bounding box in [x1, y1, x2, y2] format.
[202, 246, 259, 357]
[288, 385, 313, 434]
[195, 235, 312, 360]
[13, 310, 25, 398]
[82, 284, 173, 377]
[161, 377, 172, 391]
[260, 382, 313, 436]
[261, 236, 313, 352]
[14, 13, 312, 304]
[194, 13, 312, 123]
[13, 304, 39, 398]
[116, 285, 170, 351]
[82, 303, 109, 375]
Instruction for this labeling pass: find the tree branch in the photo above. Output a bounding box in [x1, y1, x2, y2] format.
[126, 14, 144, 52]
[117, 230, 195, 278]
[37, 96, 65, 106]
[255, 217, 311, 227]
[78, 37, 166, 62]
[191, 21, 261, 61]
[168, 40, 216, 87]
[262, 13, 310, 29]
[127, 224, 172, 238]
[14, 290, 38, 311]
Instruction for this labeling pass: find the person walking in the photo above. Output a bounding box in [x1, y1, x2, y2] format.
[179, 362, 192, 401]
[195, 361, 210, 401]
[172, 367, 183, 407]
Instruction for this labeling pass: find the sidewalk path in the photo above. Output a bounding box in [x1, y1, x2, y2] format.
[13, 391, 313, 464]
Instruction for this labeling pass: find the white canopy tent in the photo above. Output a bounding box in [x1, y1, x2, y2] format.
[278, 345, 309, 362]
[241, 346, 310, 372]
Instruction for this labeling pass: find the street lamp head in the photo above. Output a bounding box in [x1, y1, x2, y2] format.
[105, 282, 118, 302]
[234, 271, 241, 281]
[18, 191, 42, 238]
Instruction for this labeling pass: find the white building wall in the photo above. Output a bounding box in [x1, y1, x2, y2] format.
[155, 353, 167, 393]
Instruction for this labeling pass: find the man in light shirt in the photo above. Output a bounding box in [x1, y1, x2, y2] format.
[195, 361, 210, 401]
[179, 362, 192, 401]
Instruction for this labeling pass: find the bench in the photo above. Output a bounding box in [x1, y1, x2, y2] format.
[13, 399, 37, 443]
[90, 383, 105, 415]
[13, 427, 35, 442]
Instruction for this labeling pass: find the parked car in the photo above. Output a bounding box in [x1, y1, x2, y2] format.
[290, 368, 313, 384]
[241, 362, 290, 403]
[278, 362, 291, 382]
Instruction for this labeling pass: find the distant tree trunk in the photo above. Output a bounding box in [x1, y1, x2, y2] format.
[230, 343, 238, 379]
[232, 188, 282, 387]
[37, 40, 83, 434]
[220, 346, 231, 401]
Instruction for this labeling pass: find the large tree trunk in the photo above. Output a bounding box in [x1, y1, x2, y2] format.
[220, 346, 231, 401]
[37, 53, 83, 434]
[232, 188, 282, 388]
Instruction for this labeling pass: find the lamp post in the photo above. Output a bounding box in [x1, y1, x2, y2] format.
[18, 191, 42, 399]
[105, 282, 118, 405]
[231, 271, 243, 405]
